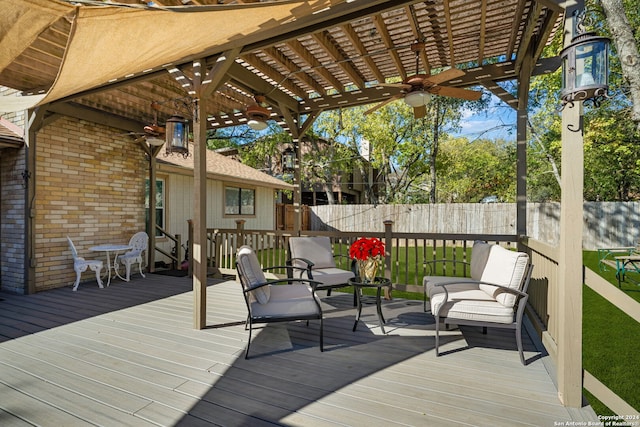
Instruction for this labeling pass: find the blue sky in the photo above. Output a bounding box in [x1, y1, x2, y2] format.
[455, 94, 518, 141]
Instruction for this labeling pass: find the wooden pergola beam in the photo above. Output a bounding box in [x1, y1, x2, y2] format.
[286, 39, 344, 93]
[312, 30, 366, 89]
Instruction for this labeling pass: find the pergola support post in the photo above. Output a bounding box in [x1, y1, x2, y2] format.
[280, 108, 321, 234]
[516, 54, 532, 243]
[557, 1, 585, 408]
[193, 95, 208, 330]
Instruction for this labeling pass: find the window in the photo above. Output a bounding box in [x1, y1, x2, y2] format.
[225, 186, 255, 215]
[145, 178, 165, 236]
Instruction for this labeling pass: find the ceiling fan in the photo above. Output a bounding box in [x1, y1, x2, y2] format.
[365, 42, 482, 119]
[245, 95, 271, 131]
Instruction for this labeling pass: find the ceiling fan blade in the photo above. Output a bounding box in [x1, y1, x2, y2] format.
[377, 82, 412, 90]
[429, 85, 482, 101]
[425, 68, 465, 85]
[364, 95, 402, 115]
[414, 105, 426, 119]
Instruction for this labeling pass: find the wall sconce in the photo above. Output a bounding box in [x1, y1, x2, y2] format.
[246, 104, 270, 131]
[165, 115, 190, 158]
[282, 146, 295, 173]
[560, 9, 610, 107]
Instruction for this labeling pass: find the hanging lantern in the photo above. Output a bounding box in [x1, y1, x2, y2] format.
[282, 146, 295, 173]
[165, 115, 189, 157]
[560, 10, 610, 106]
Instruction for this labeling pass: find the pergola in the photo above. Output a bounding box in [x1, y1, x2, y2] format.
[1, 0, 587, 407]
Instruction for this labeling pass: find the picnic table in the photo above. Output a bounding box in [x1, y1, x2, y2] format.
[597, 246, 640, 288]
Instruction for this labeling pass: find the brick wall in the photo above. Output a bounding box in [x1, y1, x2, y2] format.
[0, 147, 26, 293]
[35, 117, 147, 291]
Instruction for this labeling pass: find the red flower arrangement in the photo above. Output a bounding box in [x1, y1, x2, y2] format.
[349, 237, 385, 261]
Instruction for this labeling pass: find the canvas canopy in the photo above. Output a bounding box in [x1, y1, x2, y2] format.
[0, 0, 337, 112]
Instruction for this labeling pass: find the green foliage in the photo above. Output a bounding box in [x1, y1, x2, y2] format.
[526, 0, 640, 202]
[436, 137, 516, 202]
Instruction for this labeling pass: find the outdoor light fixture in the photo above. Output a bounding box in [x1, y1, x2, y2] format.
[282, 146, 295, 173]
[165, 114, 190, 158]
[146, 137, 164, 147]
[404, 90, 431, 107]
[560, 9, 610, 106]
[246, 104, 270, 131]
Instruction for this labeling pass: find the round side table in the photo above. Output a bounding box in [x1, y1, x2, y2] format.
[348, 276, 392, 334]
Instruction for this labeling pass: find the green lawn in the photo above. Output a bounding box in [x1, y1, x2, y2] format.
[582, 251, 640, 416]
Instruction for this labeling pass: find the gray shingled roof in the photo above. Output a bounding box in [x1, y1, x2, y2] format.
[157, 144, 293, 190]
[0, 118, 24, 148]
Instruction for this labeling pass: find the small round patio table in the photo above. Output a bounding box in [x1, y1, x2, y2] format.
[89, 244, 132, 286]
[349, 276, 392, 334]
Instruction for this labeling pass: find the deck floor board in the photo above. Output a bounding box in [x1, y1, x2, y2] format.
[0, 274, 597, 426]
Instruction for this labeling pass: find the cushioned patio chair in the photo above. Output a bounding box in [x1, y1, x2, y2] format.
[288, 236, 355, 300]
[236, 245, 324, 359]
[67, 236, 103, 291]
[426, 242, 533, 365]
[115, 231, 148, 281]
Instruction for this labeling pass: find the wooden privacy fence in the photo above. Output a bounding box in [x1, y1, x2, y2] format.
[310, 202, 640, 250]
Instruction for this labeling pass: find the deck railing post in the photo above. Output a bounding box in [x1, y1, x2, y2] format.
[383, 220, 393, 280]
[236, 219, 246, 250]
[175, 234, 182, 270]
[187, 219, 193, 277]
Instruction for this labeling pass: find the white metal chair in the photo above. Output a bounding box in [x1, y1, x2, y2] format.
[115, 231, 148, 281]
[67, 236, 103, 291]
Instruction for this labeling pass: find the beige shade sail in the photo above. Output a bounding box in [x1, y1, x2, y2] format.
[0, 0, 337, 112]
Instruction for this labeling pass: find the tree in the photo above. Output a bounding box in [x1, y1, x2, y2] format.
[525, 0, 640, 201]
[600, 0, 640, 133]
[308, 108, 369, 204]
[358, 94, 487, 204]
[437, 137, 516, 203]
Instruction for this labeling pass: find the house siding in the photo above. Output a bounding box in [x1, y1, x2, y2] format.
[156, 171, 276, 263]
[34, 117, 146, 291]
[0, 147, 26, 294]
[0, 111, 282, 291]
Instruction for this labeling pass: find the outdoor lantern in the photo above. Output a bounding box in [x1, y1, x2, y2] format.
[560, 11, 610, 106]
[404, 90, 431, 107]
[165, 115, 189, 157]
[282, 146, 295, 172]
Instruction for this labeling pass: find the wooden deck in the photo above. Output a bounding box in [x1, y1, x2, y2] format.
[0, 274, 597, 426]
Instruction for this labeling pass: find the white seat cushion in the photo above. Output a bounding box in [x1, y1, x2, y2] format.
[479, 245, 529, 308]
[430, 287, 515, 324]
[310, 267, 355, 287]
[289, 236, 336, 269]
[424, 276, 476, 298]
[470, 241, 492, 280]
[250, 284, 320, 318]
[237, 245, 270, 304]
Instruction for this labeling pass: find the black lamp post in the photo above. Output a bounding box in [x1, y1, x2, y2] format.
[165, 115, 190, 157]
[560, 9, 610, 106]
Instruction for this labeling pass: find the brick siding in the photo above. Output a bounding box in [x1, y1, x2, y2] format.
[0, 147, 26, 294]
[34, 117, 147, 291]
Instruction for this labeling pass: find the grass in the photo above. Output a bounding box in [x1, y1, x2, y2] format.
[251, 246, 640, 415]
[582, 251, 640, 416]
